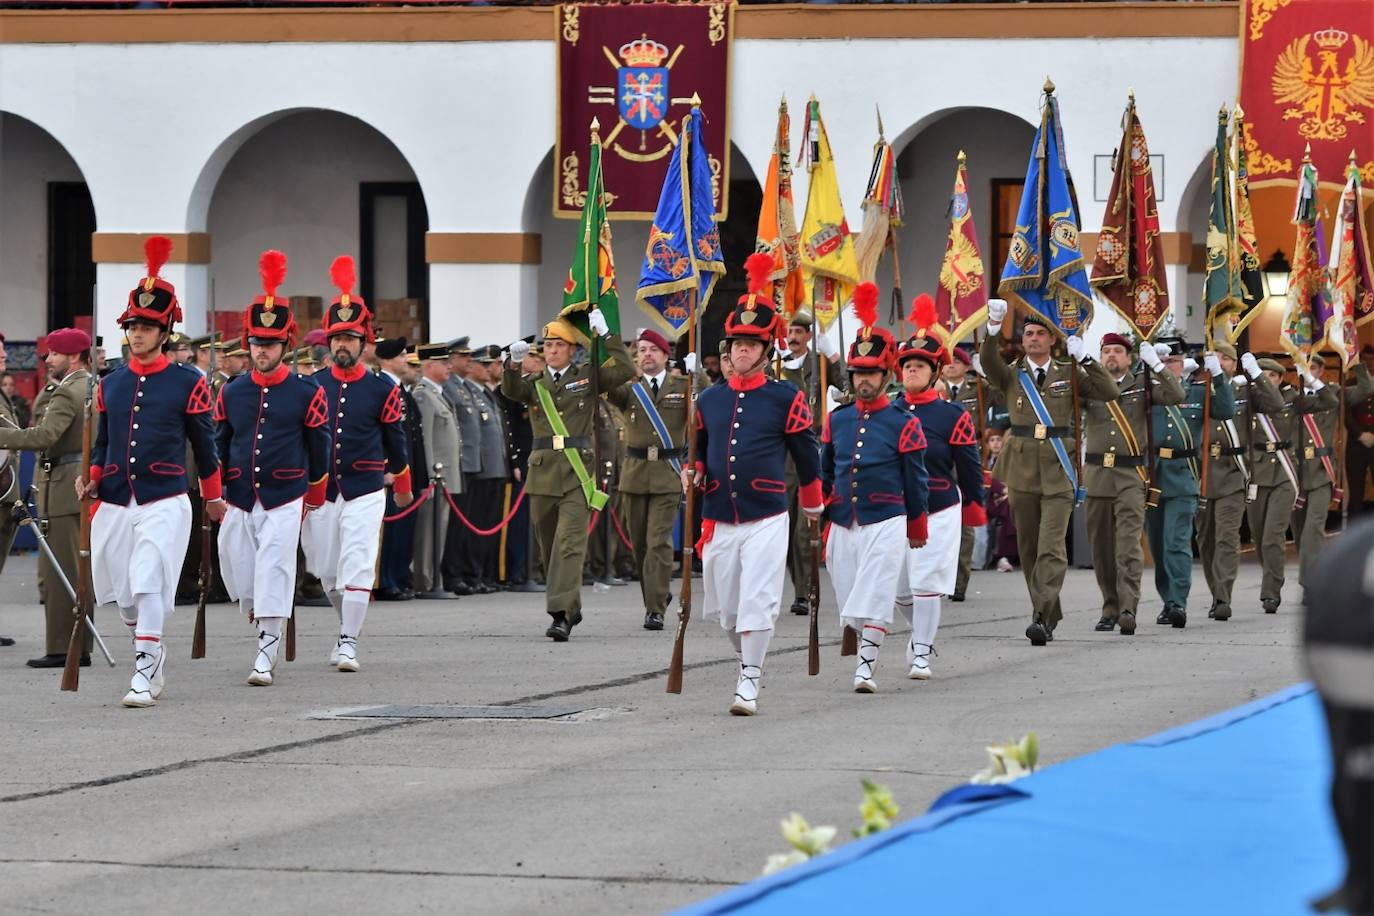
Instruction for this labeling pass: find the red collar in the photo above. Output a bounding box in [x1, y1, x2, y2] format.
[131, 354, 170, 375]
[856, 394, 890, 413]
[728, 371, 767, 392]
[905, 388, 941, 406]
[251, 364, 291, 387]
[331, 363, 368, 383]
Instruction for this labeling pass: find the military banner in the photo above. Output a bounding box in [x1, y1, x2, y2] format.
[755, 97, 806, 318]
[555, 2, 733, 219]
[799, 96, 859, 332]
[934, 152, 988, 346]
[1239, 0, 1374, 188]
[1229, 106, 1267, 339]
[1329, 152, 1373, 365]
[1279, 154, 1330, 361]
[560, 125, 620, 356]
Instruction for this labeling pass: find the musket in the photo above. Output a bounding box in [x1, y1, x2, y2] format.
[665, 286, 698, 695]
[61, 343, 101, 691]
[192, 279, 216, 659]
[807, 519, 821, 675]
[285, 343, 299, 663]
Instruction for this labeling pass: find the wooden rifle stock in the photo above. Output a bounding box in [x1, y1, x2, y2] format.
[191, 506, 210, 658]
[807, 519, 821, 675]
[840, 623, 858, 656]
[60, 366, 98, 692]
[285, 613, 297, 662]
[666, 289, 699, 695]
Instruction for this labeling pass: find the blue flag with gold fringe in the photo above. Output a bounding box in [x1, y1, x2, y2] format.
[636, 106, 725, 339]
[998, 80, 1093, 337]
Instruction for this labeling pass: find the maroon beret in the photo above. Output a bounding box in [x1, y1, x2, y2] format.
[637, 328, 671, 355]
[1100, 333, 1132, 351]
[303, 328, 327, 347]
[951, 347, 972, 367]
[45, 328, 92, 356]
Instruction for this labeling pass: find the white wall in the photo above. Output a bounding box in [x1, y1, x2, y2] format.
[0, 34, 1238, 341]
[206, 110, 418, 320]
[0, 113, 85, 339]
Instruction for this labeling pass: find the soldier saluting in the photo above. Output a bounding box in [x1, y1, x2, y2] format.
[214, 251, 331, 687]
[0, 328, 94, 668]
[503, 308, 635, 642]
[76, 237, 224, 708]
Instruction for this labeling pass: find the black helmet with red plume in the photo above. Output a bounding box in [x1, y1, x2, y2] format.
[242, 249, 298, 349]
[322, 255, 372, 340]
[723, 253, 785, 344]
[895, 293, 950, 370]
[119, 236, 183, 330]
[845, 282, 896, 372]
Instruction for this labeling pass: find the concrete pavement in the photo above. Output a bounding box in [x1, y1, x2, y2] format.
[0, 551, 1305, 914]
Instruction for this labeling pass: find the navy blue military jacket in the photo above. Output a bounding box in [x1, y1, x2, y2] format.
[91, 354, 220, 505]
[315, 364, 412, 501]
[214, 364, 331, 511]
[695, 372, 821, 525]
[823, 394, 930, 539]
[897, 389, 987, 522]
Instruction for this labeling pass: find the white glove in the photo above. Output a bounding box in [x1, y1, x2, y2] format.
[773, 343, 791, 362]
[1241, 352, 1261, 380]
[508, 340, 530, 363]
[1065, 334, 1086, 363]
[971, 354, 984, 377]
[588, 308, 609, 337]
[1139, 343, 1164, 370]
[817, 333, 840, 361]
[827, 385, 843, 403]
[1204, 353, 1223, 377]
[1182, 357, 1199, 376]
[782, 352, 806, 371]
[683, 352, 697, 374]
[987, 298, 1008, 326]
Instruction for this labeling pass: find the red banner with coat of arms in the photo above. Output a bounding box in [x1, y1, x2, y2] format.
[555, 2, 733, 220]
[1240, 0, 1374, 188]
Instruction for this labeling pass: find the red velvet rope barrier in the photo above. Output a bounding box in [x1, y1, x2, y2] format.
[608, 505, 635, 551]
[381, 485, 432, 522]
[443, 486, 529, 536]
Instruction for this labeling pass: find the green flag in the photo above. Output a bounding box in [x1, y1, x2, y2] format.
[1202, 107, 1243, 347]
[560, 127, 620, 363]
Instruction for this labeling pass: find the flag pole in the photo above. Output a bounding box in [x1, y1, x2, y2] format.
[586, 117, 609, 584]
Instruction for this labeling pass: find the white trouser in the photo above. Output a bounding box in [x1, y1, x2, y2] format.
[899, 503, 963, 597]
[302, 490, 386, 593]
[827, 514, 907, 630]
[91, 494, 192, 610]
[219, 497, 305, 619]
[702, 513, 788, 633]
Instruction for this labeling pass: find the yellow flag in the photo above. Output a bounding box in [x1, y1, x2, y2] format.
[799, 96, 859, 332]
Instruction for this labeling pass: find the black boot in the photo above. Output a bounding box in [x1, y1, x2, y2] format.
[546, 612, 571, 642]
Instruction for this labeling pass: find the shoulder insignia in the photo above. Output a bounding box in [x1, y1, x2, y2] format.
[305, 386, 329, 428]
[949, 410, 978, 447]
[213, 387, 226, 423]
[785, 389, 813, 435]
[899, 416, 927, 453]
[380, 386, 404, 424]
[186, 376, 213, 414]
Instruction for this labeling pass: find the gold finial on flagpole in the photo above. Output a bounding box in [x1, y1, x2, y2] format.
[1304, 142, 1313, 163]
[1234, 103, 1245, 118]
[957, 149, 967, 166]
[1043, 76, 1055, 94]
[690, 92, 701, 109]
[1127, 87, 1135, 103]
[876, 104, 885, 141]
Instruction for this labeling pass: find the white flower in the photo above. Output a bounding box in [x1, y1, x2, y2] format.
[779, 812, 837, 856]
[762, 851, 809, 876]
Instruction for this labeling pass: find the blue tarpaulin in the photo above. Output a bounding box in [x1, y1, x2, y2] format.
[679, 683, 1344, 916]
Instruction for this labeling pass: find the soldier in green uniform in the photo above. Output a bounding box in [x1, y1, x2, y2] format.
[1243, 353, 1336, 614]
[503, 312, 634, 641]
[1196, 343, 1278, 622]
[943, 345, 995, 601]
[1291, 354, 1372, 590]
[608, 328, 688, 630]
[0, 329, 93, 666]
[778, 310, 842, 615]
[980, 300, 1118, 645]
[1145, 341, 1235, 628]
[584, 395, 627, 586]
[1082, 333, 1185, 635]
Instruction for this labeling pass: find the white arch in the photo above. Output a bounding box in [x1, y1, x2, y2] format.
[0, 108, 98, 224]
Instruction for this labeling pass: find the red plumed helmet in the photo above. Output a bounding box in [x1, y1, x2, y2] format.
[724, 252, 786, 345]
[845, 282, 895, 372]
[242, 249, 298, 349]
[323, 255, 372, 340]
[118, 235, 182, 330]
[896, 292, 949, 369]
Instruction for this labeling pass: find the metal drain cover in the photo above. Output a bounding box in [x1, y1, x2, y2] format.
[319, 705, 585, 720]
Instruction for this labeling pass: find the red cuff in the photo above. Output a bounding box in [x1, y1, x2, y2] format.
[391, 466, 413, 496]
[199, 468, 222, 502]
[907, 514, 928, 542]
[88, 464, 103, 484]
[962, 502, 988, 527]
[695, 518, 716, 553]
[799, 479, 823, 512]
[306, 474, 328, 508]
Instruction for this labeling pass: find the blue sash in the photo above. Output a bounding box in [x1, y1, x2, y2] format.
[1016, 369, 1085, 504]
[630, 381, 684, 475]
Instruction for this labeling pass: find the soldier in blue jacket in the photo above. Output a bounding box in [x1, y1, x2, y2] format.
[302, 256, 412, 673]
[893, 295, 986, 679]
[689, 254, 824, 716]
[214, 251, 331, 687]
[822, 282, 929, 694]
[78, 237, 223, 709]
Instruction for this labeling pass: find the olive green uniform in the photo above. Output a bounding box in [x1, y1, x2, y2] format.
[980, 334, 1118, 629]
[947, 373, 992, 596]
[780, 353, 841, 609]
[585, 398, 629, 579]
[1197, 375, 1281, 618]
[502, 336, 634, 622]
[1146, 372, 1235, 612]
[0, 369, 90, 655]
[609, 372, 689, 618]
[1291, 366, 1373, 589]
[0, 387, 19, 574]
[1082, 365, 1185, 624]
[1246, 375, 1336, 608]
